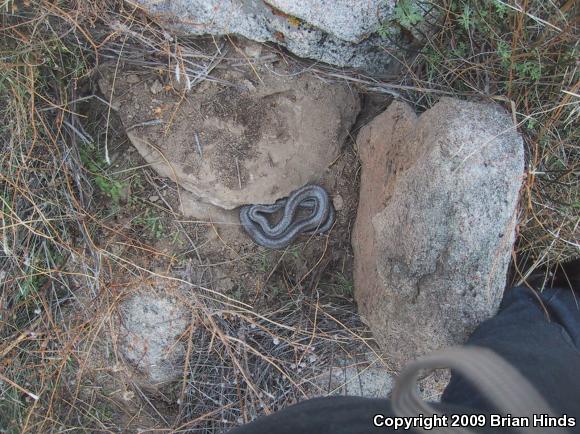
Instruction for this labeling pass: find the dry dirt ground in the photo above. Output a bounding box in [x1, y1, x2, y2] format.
[53, 41, 442, 432]
[3, 3, 577, 432]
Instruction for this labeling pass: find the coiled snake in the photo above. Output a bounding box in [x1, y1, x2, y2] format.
[239, 185, 335, 249]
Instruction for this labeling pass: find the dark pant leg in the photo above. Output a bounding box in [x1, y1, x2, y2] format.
[442, 286, 580, 418]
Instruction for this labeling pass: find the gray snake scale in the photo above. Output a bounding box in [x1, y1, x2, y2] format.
[239, 185, 335, 249]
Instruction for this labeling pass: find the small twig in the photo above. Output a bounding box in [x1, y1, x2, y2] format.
[235, 157, 242, 189]
[0, 372, 39, 401]
[37, 94, 116, 112]
[133, 382, 169, 426]
[493, 0, 562, 32]
[125, 118, 164, 132]
[194, 131, 203, 158]
[63, 120, 93, 145]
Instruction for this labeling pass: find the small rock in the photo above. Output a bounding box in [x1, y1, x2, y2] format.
[212, 268, 237, 292]
[243, 42, 263, 58]
[148, 195, 159, 202]
[352, 99, 524, 369]
[150, 79, 163, 95]
[332, 194, 344, 211]
[219, 277, 235, 292]
[241, 79, 256, 92]
[99, 53, 360, 209]
[119, 293, 189, 384]
[122, 390, 135, 401]
[127, 74, 140, 84]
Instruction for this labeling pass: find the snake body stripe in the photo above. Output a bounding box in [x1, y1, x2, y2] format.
[239, 185, 335, 249]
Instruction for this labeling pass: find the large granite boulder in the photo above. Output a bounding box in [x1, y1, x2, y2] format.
[353, 98, 524, 368]
[133, 0, 431, 74]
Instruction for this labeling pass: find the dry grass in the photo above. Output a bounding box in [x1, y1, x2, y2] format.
[0, 3, 373, 432]
[0, 0, 578, 432]
[1, 2, 112, 431]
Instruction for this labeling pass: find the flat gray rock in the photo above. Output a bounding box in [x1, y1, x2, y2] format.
[352, 98, 524, 369]
[98, 46, 360, 209]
